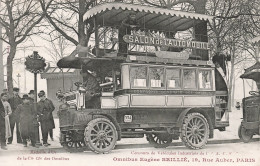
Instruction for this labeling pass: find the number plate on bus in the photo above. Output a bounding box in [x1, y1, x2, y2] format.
[124, 115, 132, 123]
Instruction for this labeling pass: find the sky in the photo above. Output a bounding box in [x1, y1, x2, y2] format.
[2, 35, 74, 95]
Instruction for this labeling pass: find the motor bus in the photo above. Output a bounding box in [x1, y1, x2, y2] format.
[56, 2, 229, 153]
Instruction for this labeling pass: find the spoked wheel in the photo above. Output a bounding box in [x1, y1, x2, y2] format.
[61, 131, 88, 152]
[238, 124, 253, 143]
[84, 118, 118, 154]
[146, 133, 172, 148]
[181, 113, 209, 149]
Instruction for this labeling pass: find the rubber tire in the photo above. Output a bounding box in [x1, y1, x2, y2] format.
[62, 131, 88, 153]
[84, 118, 118, 154]
[146, 133, 172, 148]
[238, 124, 253, 143]
[181, 112, 209, 149]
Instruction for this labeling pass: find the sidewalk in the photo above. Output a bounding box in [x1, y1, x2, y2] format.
[1, 108, 259, 155]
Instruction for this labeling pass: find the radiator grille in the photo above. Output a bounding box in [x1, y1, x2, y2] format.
[246, 106, 259, 122]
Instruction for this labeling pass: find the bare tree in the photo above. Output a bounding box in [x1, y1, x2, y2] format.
[0, 0, 53, 93]
[206, 0, 260, 109]
[40, 0, 96, 49]
[42, 31, 74, 65]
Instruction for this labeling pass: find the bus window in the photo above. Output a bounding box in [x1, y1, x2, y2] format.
[130, 66, 147, 88]
[199, 70, 212, 89]
[183, 69, 196, 89]
[149, 67, 164, 88]
[166, 68, 181, 89]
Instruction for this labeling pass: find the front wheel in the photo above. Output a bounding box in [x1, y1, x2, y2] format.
[238, 124, 253, 143]
[181, 112, 209, 149]
[60, 131, 88, 152]
[84, 118, 118, 154]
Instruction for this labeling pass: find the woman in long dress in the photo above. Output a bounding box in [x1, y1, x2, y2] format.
[1, 93, 12, 139]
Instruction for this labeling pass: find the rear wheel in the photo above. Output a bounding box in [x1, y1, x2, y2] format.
[181, 112, 209, 149]
[146, 133, 172, 148]
[238, 124, 253, 143]
[84, 118, 118, 154]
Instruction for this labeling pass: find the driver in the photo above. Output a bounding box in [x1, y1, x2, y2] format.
[80, 69, 101, 108]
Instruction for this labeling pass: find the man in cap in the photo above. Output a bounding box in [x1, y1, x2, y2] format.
[8, 87, 22, 144]
[16, 94, 36, 147]
[118, 11, 140, 56]
[39, 90, 54, 141]
[28, 90, 35, 104]
[37, 91, 55, 146]
[0, 93, 7, 150]
[28, 90, 39, 146]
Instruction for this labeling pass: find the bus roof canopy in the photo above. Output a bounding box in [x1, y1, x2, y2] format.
[83, 3, 214, 32]
[240, 62, 260, 80]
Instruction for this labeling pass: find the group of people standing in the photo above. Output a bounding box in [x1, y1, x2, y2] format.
[0, 88, 55, 150]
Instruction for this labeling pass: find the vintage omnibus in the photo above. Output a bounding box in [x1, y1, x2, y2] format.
[238, 37, 260, 143]
[56, 2, 229, 153]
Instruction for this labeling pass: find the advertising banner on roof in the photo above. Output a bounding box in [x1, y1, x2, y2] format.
[123, 35, 210, 50]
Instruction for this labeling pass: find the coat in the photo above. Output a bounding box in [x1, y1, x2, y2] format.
[37, 98, 55, 131]
[2, 100, 12, 139]
[0, 100, 5, 119]
[0, 100, 5, 142]
[16, 103, 34, 137]
[8, 95, 22, 121]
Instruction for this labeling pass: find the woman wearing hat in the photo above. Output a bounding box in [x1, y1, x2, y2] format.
[15, 94, 36, 147]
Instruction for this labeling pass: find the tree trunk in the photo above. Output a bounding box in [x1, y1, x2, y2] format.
[231, 77, 236, 107]
[78, 0, 88, 58]
[227, 44, 235, 112]
[6, 45, 17, 94]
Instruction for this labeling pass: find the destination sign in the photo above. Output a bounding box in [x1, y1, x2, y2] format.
[123, 35, 210, 50]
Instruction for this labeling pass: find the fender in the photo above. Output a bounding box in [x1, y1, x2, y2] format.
[91, 113, 122, 141]
[176, 108, 193, 128]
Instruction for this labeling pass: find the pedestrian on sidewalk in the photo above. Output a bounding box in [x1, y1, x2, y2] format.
[1, 93, 12, 140]
[0, 93, 7, 150]
[39, 90, 55, 141]
[37, 91, 55, 146]
[8, 87, 22, 144]
[16, 94, 36, 147]
[28, 90, 39, 147]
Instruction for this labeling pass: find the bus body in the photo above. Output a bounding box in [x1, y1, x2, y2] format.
[56, 2, 229, 153]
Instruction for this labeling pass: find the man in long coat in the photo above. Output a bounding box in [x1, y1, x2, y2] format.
[0, 94, 7, 150]
[37, 92, 55, 146]
[8, 87, 22, 144]
[16, 94, 35, 147]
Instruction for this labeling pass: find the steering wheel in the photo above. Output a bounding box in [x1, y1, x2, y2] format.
[249, 91, 259, 96]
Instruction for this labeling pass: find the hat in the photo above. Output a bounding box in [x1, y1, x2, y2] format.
[22, 94, 29, 100]
[28, 90, 34, 94]
[1, 93, 7, 97]
[38, 92, 45, 97]
[13, 87, 19, 92]
[129, 11, 137, 15]
[40, 90, 45, 95]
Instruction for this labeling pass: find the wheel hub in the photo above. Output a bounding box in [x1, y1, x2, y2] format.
[191, 126, 199, 135]
[97, 131, 107, 140]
